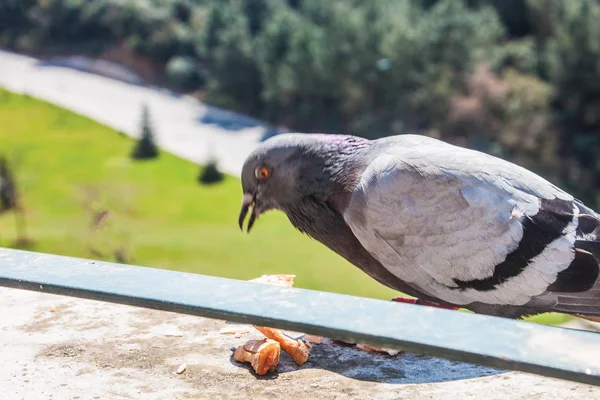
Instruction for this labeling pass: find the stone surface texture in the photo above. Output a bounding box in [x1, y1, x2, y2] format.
[1, 287, 598, 400]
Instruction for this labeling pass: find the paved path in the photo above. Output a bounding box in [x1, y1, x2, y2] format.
[0, 50, 277, 177]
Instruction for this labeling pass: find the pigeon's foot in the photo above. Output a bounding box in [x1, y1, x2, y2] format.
[391, 297, 460, 311]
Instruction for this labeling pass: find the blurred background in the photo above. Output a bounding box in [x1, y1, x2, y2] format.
[1, 0, 599, 325]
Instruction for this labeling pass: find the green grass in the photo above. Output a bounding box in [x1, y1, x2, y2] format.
[0, 89, 569, 325]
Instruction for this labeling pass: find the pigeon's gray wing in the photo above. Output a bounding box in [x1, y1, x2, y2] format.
[343, 135, 600, 315]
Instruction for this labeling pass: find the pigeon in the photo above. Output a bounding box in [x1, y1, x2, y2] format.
[238, 133, 600, 320]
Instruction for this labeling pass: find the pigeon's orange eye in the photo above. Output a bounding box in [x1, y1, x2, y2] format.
[255, 166, 270, 180]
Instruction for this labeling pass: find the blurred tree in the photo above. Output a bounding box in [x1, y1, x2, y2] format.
[421, 0, 532, 37]
[254, 4, 336, 129]
[527, 0, 565, 46]
[544, 0, 600, 202]
[482, 0, 532, 38]
[446, 64, 556, 174]
[131, 105, 159, 160]
[490, 38, 539, 75]
[378, 0, 504, 133]
[172, 0, 193, 23]
[0, 0, 31, 47]
[321, 1, 406, 136]
[242, 0, 273, 35]
[201, 1, 263, 114]
[546, 0, 600, 133]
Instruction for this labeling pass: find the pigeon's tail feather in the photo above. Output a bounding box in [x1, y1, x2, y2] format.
[532, 202, 600, 317]
[544, 238, 600, 317]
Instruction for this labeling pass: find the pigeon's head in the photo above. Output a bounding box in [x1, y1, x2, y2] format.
[238, 133, 367, 232]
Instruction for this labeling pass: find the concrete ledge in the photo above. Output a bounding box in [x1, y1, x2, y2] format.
[1, 287, 597, 400]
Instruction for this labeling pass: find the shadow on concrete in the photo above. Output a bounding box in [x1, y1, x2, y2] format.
[34, 57, 147, 86]
[197, 107, 288, 141]
[199, 109, 263, 131]
[229, 339, 504, 385]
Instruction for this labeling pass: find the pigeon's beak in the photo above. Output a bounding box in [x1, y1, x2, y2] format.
[238, 192, 258, 233]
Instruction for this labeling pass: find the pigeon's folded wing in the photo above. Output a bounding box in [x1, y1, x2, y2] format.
[343, 138, 600, 314]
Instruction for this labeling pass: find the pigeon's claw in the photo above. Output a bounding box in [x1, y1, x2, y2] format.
[391, 297, 460, 311]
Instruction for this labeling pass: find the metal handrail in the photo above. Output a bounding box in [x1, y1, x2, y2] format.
[0, 248, 598, 386]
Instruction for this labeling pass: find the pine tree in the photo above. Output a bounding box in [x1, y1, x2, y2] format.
[131, 104, 159, 160]
[198, 159, 224, 185]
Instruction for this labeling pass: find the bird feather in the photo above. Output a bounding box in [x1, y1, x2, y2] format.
[343, 135, 600, 316]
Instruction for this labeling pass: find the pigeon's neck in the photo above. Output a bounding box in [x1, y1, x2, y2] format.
[299, 135, 371, 210]
[320, 136, 370, 181]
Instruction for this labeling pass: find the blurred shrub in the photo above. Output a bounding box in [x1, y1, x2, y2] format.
[0, 155, 19, 214]
[166, 55, 203, 90]
[491, 38, 539, 75]
[447, 64, 555, 171]
[198, 160, 224, 185]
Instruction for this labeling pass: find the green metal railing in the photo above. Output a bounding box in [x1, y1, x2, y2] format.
[0, 248, 599, 386]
